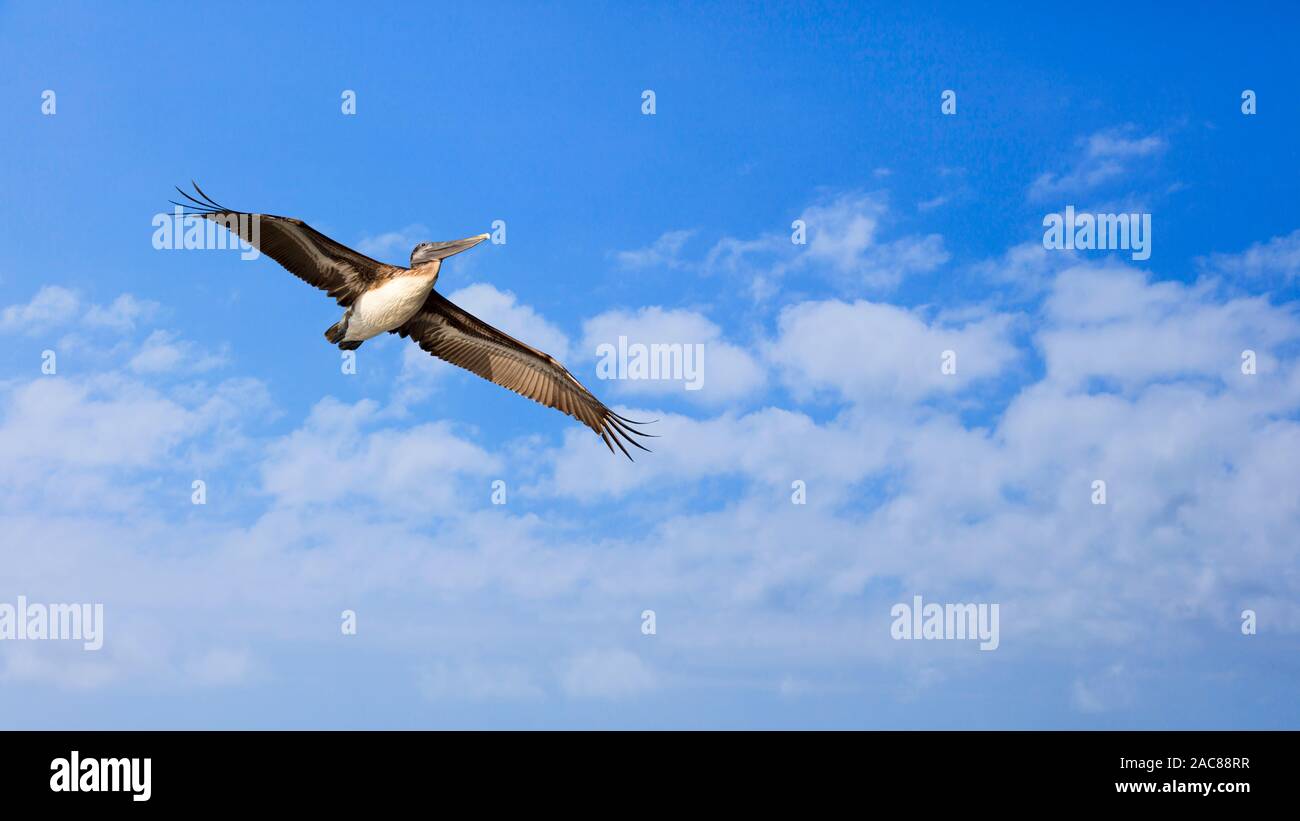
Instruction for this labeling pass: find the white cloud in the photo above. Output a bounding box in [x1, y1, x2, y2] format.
[1039, 263, 1298, 389]
[703, 192, 948, 296]
[355, 224, 430, 260]
[129, 329, 227, 374]
[767, 298, 1020, 402]
[547, 406, 891, 500]
[799, 192, 887, 270]
[559, 649, 656, 699]
[0, 287, 160, 337]
[798, 193, 948, 289]
[701, 233, 790, 302]
[3, 211, 1300, 725]
[1029, 127, 1167, 201]
[580, 306, 764, 402]
[84, 294, 160, 333]
[971, 240, 1078, 297]
[0, 373, 273, 517]
[260, 397, 501, 515]
[613, 229, 696, 270]
[1202, 228, 1300, 280]
[0, 286, 81, 334]
[539, 259, 1300, 686]
[0, 377, 197, 473]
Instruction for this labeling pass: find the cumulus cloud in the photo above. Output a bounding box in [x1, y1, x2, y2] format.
[3, 197, 1299, 729]
[798, 193, 888, 271]
[0, 372, 273, 519]
[580, 306, 764, 402]
[1039, 263, 1298, 389]
[260, 397, 501, 515]
[0, 377, 199, 474]
[767, 298, 1020, 402]
[970, 241, 1079, 297]
[546, 406, 891, 500]
[540, 258, 1300, 695]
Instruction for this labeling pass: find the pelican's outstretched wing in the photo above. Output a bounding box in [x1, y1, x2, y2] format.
[171, 182, 392, 306]
[394, 290, 655, 459]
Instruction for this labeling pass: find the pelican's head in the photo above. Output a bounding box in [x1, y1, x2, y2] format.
[410, 233, 491, 267]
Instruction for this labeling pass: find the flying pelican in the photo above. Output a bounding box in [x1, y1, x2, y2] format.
[170, 183, 652, 458]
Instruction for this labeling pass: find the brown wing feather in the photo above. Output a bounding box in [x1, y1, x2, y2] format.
[171, 183, 392, 306]
[393, 290, 654, 458]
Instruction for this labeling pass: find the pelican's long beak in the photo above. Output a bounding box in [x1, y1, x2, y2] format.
[434, 233, 491, 259]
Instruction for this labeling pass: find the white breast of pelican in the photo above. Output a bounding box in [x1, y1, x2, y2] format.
[344, 266, 440, 342]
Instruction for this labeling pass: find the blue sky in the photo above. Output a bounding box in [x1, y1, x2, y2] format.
[1, 1, 1298, 728]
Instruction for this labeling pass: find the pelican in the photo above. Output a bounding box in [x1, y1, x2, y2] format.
[170, 183, 652, 458]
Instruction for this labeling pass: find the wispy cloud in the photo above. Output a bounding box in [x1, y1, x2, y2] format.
[1201, 228, 1300, 280]
[559, 649, 657, 699]
[703, 191, 949, 297]
[355, 224, 430, 260]
[420, 661, 545, 702]
[129, 329, 228, 374]
[1028, 127, 1167, 201]
[612, 229, 696, 270]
